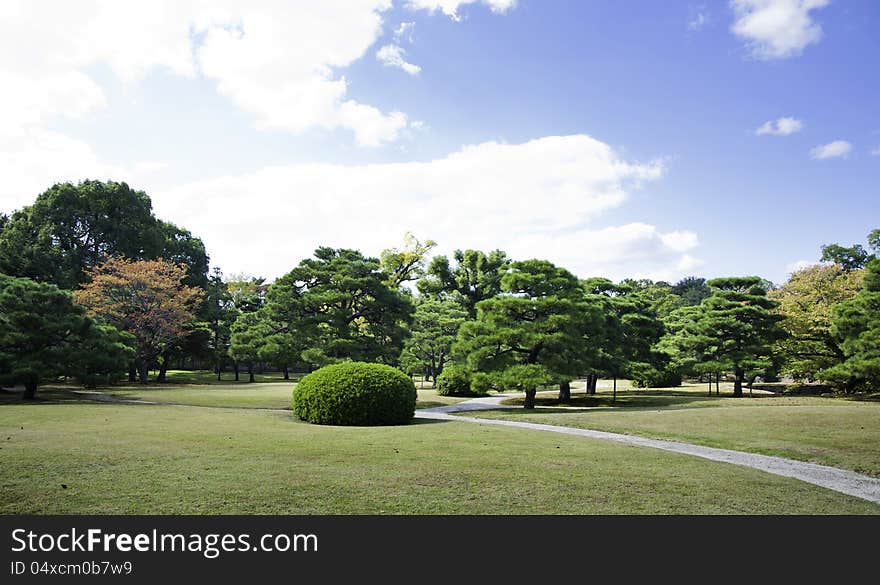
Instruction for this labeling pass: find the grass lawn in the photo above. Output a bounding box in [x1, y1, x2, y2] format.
[0, 402, 877, 514]
[462, 383, 880, 477]
[99, 383, 468, 410]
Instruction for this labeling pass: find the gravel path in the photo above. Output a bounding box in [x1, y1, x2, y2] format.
[417, 395, 880, 505]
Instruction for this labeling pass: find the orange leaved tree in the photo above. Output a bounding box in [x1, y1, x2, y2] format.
[74, 257, 204, 383]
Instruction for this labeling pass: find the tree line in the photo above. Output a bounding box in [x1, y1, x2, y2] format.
[1, 180, 878, 405]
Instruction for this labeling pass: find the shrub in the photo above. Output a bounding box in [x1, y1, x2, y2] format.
[436, 365, 472, 396]
[631, 366, 682, 389]
[292, 362, 416, 426]
[469, 372, 494, 396]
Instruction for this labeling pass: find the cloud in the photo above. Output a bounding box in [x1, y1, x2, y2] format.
[871, 147, 880, 157]
[394, 21, 416, 43]
[688, 6, 712, 31]
[146, 134, 696, 282]
[0, 1, 410, 147]
[730, 0, 830, 60]
[377, 44, 422, 75]
[756, 116, 804, 136]
[810, 140, 852, 160]
[407, 0, 517, 20]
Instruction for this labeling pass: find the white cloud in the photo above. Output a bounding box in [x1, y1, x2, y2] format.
[394, 22, 416, 43]
[148, 134, 695, 282]
[408, 0, 517, 21]
[377, 44, 422, 75]
[810, 140, 852, 160]
[0, 1, 410, 147]
[785, 259, 813, 273]
[756, 116, 804, 136]
[730, 0, 830, 60]
[871, 147, 880, 157]
[688, 6, 711, 31]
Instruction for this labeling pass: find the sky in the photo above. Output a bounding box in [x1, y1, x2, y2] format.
[1, 0, 878, 285]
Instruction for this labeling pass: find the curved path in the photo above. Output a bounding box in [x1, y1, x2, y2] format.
[417, 394, 880, 505]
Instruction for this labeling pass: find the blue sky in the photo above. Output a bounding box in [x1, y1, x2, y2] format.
[1, 0, 877, 284]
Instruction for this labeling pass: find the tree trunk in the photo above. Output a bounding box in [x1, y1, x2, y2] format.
[524, 389, 537, 409]
[283, 366, 290, 381]
[558, 380, 571, 402]
[128, 363, 137, 382]
[732, 368, 743, 398]
[23, 379, 38, 400]
[708, 376, 712, 397]
[157, 360, 168, 383]
[248, 365, 254, 383]
[589, 374, 598, 395]
[217, 364, 222, 381]
[137, 360, 149, 384]
[234, 362, 240, 382]
[715, 372, 720, 396]
[613, 377, 617, 402]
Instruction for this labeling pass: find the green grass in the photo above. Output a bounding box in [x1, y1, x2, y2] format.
[0, 402, 877, 514]
[462, 387, 880, 477]
[99, 383, 468, 410]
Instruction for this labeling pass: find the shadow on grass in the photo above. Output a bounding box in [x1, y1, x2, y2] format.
[0, 388, 102, 406]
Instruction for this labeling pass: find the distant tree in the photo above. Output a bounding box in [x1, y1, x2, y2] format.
[74, 258, 204, 383]
[672, 276, 711, 307]
[0, 275, 132, 398]
[454, 260, 593, 408]
[400, 299, 468, 386]
[661, 277, 784, 397]
[380, 233, 437, 288]
[229, 312, 272, 383]
[770, 264, 864, 382]
[263, 247, 413, 367]
[820, 229, 880, 272]
[0, 180, 208, 289]
[417, 249, 510, 317]
[823, 257, 880, 392]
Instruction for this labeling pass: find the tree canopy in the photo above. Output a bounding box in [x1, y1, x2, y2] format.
[0, 274, 132, 398]
[417, 249, 510, 317]
[74, 257, 204, 383]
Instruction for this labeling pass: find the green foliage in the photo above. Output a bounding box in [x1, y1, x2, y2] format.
[229, 312, 272, 381]
[400, 298, 468, 384]
[660, 276, 784, 396]
[0, 274, 132, 396]
[435, 364, 473, 396]
[824, 258, 880, 392]
[454, 260, 595, 407]
[264, 247, 413, 366]
[292, 362, 416, 425]
[770, 264, 863, 382]
[0, 180, 208, 289]
[379, 232, 437, 288]
[630, 365, 682, 388]
[417, 249, 510, 317]
[672, 276, 711, 307]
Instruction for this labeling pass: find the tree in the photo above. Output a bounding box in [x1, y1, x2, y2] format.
[417, 249, 510, 317]
[0, 274, 132, 398]
[823, 257, 880, 392]
[262, 248, 413, 367]
[820, 229, 880, 272]
[672, 276, 711, 307]
[229, 312, 272, 383]
[380, 233, 437, 288]
[770, 264, 864, 382]
[453, 260, 593, 408]
[74, 258, 204, 383]
[400, 299, 468, 385]
[661, 277, 784, 397]
[0, 180, 208, 289]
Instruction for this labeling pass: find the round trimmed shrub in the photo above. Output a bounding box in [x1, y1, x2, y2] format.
[293, 362, 416, 426]
[435, 365, 472, 396]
